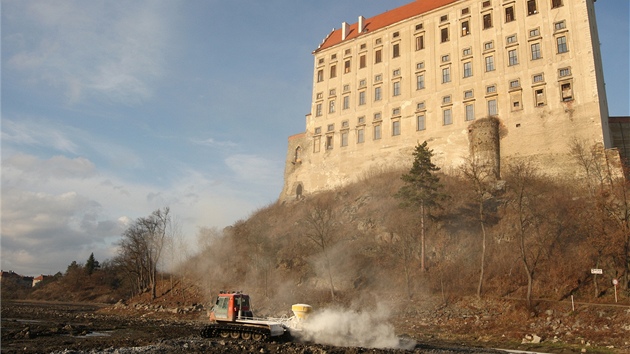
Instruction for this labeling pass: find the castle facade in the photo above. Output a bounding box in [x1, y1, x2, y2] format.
[281, 0, 613, 200]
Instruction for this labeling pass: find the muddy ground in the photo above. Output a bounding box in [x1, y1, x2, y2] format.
[1, 300, 628, 353]
[0, 301, 496, 354]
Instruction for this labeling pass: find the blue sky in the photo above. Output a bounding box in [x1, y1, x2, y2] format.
[2, 0, 629, 276]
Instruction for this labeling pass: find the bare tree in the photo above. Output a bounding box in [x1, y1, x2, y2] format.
[460, 156, 496, 299]
[384, 211, 418, 299]
[117, 207, 171, 300]
[571, 140, 630, 292]
[502, 163, 570, 308]
[302, 197, 338, 300]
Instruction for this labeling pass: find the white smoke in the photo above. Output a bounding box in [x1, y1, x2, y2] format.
[298, 305, 415, 349]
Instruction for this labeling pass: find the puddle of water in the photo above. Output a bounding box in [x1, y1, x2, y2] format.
[80, 331, 113, 338]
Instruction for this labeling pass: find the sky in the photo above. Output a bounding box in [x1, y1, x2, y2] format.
[2, 0, 629, 277]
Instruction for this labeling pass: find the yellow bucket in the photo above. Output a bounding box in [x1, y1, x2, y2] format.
[291, 304, 312, 320]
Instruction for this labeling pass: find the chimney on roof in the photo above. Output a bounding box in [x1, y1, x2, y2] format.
[358, 16, 365, 33]
[341, 22, 349, 40]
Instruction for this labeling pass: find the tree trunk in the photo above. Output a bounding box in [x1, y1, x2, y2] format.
[324, 252, 336, 300]
[420, 202, 426, 272]
[477, 220, 486, 299]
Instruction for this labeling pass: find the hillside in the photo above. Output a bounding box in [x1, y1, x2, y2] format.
[4, 154, 630, 352]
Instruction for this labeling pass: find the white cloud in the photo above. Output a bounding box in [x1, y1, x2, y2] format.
[1, 118, 79, 154]
[0, 152, 275, 275]
[225, 154, 284, 187]
[4, 0, 172, 105]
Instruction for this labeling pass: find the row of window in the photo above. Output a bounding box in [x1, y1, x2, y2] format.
[315, 62, 572, 117]
[316, 1, 566, 82]
[314, 76, 575, 151]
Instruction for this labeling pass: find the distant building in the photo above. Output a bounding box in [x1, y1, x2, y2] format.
[281, 0, 623, 200]
[32, 274, 53, 287]
[1, 270, 34, 287]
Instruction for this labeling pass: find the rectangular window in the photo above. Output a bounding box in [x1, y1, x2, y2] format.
[374, 112, 382, 121]
[441, 27, 449, 42]
[316, 103, 322, 117]
[329, 100, 335, 113]
[417, 102, 426, 110]
[557, 36, 568, 53]
[375, 49, 382, 63]
[508, 49, 518, 66]
[415, 35, 425, 50]
[317, 70, 324, 82]
[326, 135, 333, 150]
[535, 88, 546, 106]
[393, 43, 400, 58]
[359, 55, 366, 68]
[343, 95, 350, 110]
[359, 79, 366, 88]
[483, 13, 492, 29]
[416, 74, 425, 90]
[488, 99, 498, 116]
[341, 131, 348, 147]
[462, 21, 470, 36]
[487, 85, 497, 94]
[344, 60, 351, 73]
[374, 86, 382, 101]
[442, 95, 452, 104]
[527, 0, 537, 15]
[505, 6, 515, 23]
[392, 107, 401, 116]
[465, 104, 475, 121]
[484, 41, 494, 50]
[554, 21, 566, 31]
[533, 73, 544, 83]
[509, 79, 520, 89]
[464, 90, 474, 99]
[442, 67, 451, 83]
[359, 91, 366, 105]
[357, 128, 365, 143]
[330, 65, 337, 78]
[416, 115, 426, 131]
[373, 125, 382, 140]
[463, 62, 472, 78]
[393, 81, 401, 96]
[392, 121, 401, 136]
[561, 82, 573, 101]
[441, 54, 450, 63]
[483, 0, 491, 7]
[507, 34, 517, 44]
[462, 48, 472, 57]
[485, 56, 495, 72]
[529, 28, 540, 37]
[559, 67, 571, 77]
[531, 43, 542, 60]
[443, 109, 453, 125]
[552, 0, 563, 8]
[327, 124, 334, 132]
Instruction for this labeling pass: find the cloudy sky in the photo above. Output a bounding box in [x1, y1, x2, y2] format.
[2, 0, 629, 276]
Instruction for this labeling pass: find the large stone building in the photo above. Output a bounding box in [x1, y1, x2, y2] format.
[281, 0, 617, 200]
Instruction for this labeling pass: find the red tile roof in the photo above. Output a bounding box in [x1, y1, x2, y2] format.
[315, 0, 459, 53]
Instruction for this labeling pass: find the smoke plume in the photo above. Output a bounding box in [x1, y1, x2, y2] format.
[298, 305, 415, 350]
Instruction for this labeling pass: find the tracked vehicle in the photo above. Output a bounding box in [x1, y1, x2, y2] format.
[200, 291, 311, 341]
